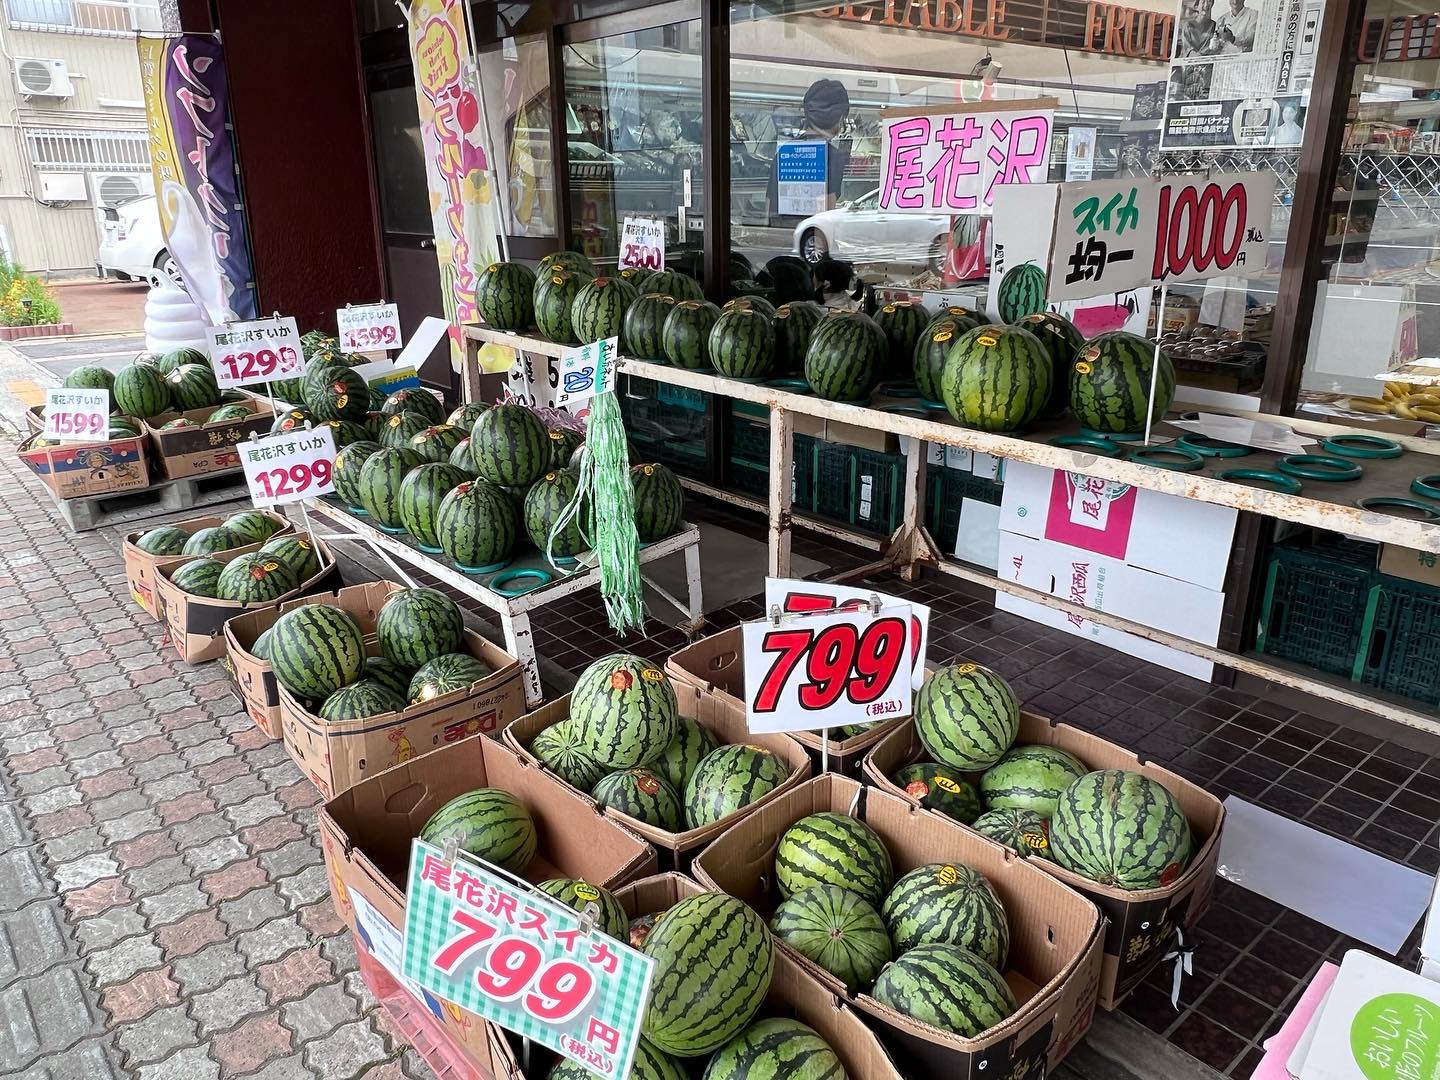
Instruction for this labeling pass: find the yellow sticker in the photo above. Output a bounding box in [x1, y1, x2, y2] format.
[743, 743, 767, 753]
[933, 330, 953, 343]
[934, 776, 962, 794]
[544, 471, 558, 481]
[297, 540, 312, 551]
[548, 431, 564, 441]
[335, 453, 348, 469]
[937, 864, 959, 886]
[1074, 361, 1093, 375]
[335, 394, 348, 409]
[956, 662, 978, 675]
[388, 416, 403, 427]
[262, 561, 281, 572]
[883, 304, 896, 313]
[487, 262, 501, 273]
[551, 273, 566, 285]
[1024, 831, 1050, 851]
[977, 335, 999, 347]
[573, 882, 600, 902]
[642, 668, 665, 682]
[641, 465, 655, 476]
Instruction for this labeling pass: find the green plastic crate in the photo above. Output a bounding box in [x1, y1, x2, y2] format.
[723, 418, 814, 506]
[1358, 576, 1440, 706]
[811, 439, 905, 536]
[926, 465, 1003, 553]
[1256, 535, 1377, 678]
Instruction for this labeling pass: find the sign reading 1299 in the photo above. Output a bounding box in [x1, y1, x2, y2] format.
[207, 316, 305, 389]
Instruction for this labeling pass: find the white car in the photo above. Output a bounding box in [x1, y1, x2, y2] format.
[97, 195, 180, 285]
[793, 187, 951, 270]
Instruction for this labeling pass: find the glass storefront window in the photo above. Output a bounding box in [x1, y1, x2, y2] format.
[368, 85, 434, 237]
[478, 34, 559, 240]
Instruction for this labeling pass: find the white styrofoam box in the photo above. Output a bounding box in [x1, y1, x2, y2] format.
[956, 498, 1001, 570]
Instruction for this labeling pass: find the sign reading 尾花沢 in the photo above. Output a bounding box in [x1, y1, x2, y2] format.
[337, 303, 404, 354]
[619, 218, 665, 272]
[401, 840, 653, 1078]
[42, 388, 109, 443]
[239, 428, 336, 508]
[206, 317, 305, 389]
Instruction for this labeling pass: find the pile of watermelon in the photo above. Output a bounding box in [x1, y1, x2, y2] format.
[145, 513, 329, 605]
[76, 347, 228, 423]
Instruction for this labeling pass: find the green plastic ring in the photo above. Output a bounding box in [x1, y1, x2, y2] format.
[765, 376, 811, 391]
[1049, 435, 1123, 457]
[1276, 454, 1364, 482]
[1412, 475, 1440, 501]
[1130, 446, 1205, 472]
[490, 569, 552, 597]
[879, 403, 933, 418]
[1220, 468, 1303, 494]
[1178, 433, 1252, 458]
[1357, 496, 1440, 521]
[1081, 428, 1144, 442]
[1321, 434, 1403, 460]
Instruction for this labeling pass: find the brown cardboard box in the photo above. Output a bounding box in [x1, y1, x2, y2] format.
[17, 429, 150, 499]
[24, 405, 42, 435]
[863, 713, 1225, 1010]
[666, 627, 909, 779]
[281, 629, 526, 800]
[123, 510, 292, 619]
[154, 535, 342, 664]
[692, 775, 1104, 1078]
[1379, 544, 1440, 588]
[222, 581, 400, 741]
[143, 398, 274, 478]
[503, 681, 812, 871]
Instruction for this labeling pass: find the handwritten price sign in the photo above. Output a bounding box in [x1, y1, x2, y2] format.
[238, 427, 336, 507]
[619, 217, 665, 272]
[207, 316, 305, 389]
[337, 303, 403, 354]
[43, 387, 110, 443]
[402, 840, 653, 1079]
[555, 337, 618, 409]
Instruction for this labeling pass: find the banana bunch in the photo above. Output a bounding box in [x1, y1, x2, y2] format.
[1346, 382, 1440, 423]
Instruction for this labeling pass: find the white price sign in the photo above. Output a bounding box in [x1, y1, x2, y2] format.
[207, 317, 305, 389]
[337, 303, 403, 354]
[554, 337, 618, 408]
[765, 578, 930, 690]
[238, 427, 336, 507]
[43, 387, 110, 443]
[619, 217, 665, 272]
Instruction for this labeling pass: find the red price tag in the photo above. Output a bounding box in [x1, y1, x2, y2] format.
[43, 387, 110, 443]
[239, 427, 336, 507]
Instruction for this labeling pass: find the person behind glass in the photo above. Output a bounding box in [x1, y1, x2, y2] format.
[768, 78, 852, 216]
[1215, 0, 1258, 53]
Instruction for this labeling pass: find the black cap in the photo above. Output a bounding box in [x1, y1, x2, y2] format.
[804, 78, 850, 132]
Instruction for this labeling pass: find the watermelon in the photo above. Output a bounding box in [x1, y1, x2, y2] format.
[1070, 331, 1176, 434]
[271, 408, 312, 434]
[545, 428, 583, 471]
[538, 249, 594, 278]
[437, 480, 518, 570]
[622, 293, 677, 361]
[684, 744, 789, 829]
[182, 526, 239, 556]
[524, 470, 585, 558]
[447, 437, 477, 476]
[225, 510, 282, 545]
[159, 418, 196, 431]
[914, 663, 1018, 771]
[112, 363, 170, 417]
[382, 388, 446, 425]
[357, 447, 424, 529]
[166, 364, 221, 411]
[377, 587, 464, 670]
[770, 885, 891, 989]
[631, 463, 684, 543]
[251, 628, 274, 661]
[133, 526, 188, 556]
[529, 720, 607, 791]
[709, 308, 774, 379]
[592, 768, 684, 831]
[64, 366, 114, 392]
[269, 605, 366, 699]
[662, 300, 721, 370]
[476, 261, 536, 330]
[772, 301, 824, 376]
[534, 879, 627, 939]
[723, 295, 777, 318]
[980, 745, 1088, 818]
[882, 862, 1009, 966]
[419, 789, 536, 874]
[876, 300, 931, 375]
[169, 559, 223, 597]
[308, 366, 369, 422]
[618, 265, 655, 291]
[647, 271, 704, 302]
[333, 440, 382, 510]
[363, 656, 413, 700]
[158, 346, 208, 375]
[215, 554, 298, 604]
[321, 419, 370, 448]
[652, 716, 718, 794]
[1050, 770, 1193, 889]
[892, 762, 982, 825]
[301, 358, 348, 406]
[271, 378, 305, 406]
[470, 404, 549, 487]
[571, 654, 679, 770]
[398, 462, 468, 550]
[300, 330, 333, 357]
[914, 314, 980, 404]
[207, 406, 249, 424]
[407, 652, 490, 702]
[1015, 311, 1085, 418]
[534, 268, 588, 345]
[571, 276, 638, 343]
[941, 324, 1051, 432]
[642, 893, 773, 1056]
[447, 402, 487, 429]
[804, 312, 880, 402]
[775, 813, 892, 906]
[319, 681, 405, 721]
[870, 943, 1017, 1038]
[379, 410, 432, 450]
[997, 261, 1048, 322]
[972, 809, 1053, 861]
[703, 1018, 846, 1080]
[260, 535, 321, 582]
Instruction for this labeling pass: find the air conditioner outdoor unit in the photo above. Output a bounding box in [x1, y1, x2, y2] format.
[14, 58, 74, 100]
[90, 172, 152, 208]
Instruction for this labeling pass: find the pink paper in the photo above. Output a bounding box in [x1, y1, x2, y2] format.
[1043, 470, 1138, 559]
[1250, 962, 1339, 1080]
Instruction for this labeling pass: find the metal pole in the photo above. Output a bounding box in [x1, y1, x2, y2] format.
[1144, 283, 1169, 446]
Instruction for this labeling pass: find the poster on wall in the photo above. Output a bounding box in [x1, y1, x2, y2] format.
[1065, 127, 1097, 181]
[1162, 0, 1324, 150]
[775, 141, 828, 217]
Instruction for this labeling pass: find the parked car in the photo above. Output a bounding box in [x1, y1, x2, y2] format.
[792, 187, 951, 270]
[97, 195, 180, 285]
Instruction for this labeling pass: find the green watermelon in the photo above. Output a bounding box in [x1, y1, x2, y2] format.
[269, 605, 366, 699]
[357, 447, 424, 529]
[662, 300, 721, 370]
[215, 554, 299, 604]
[251, 628, 274, 661]
[382, 388, 446, 424]
[321, 419, 370, 448]
[133, 526, 188, 556]
[723, 295, 777, 318]
[260, 535, 321, 582]
[447, 402, 487, 429]
[64, 365, 114, 392]
[882, 862, 1009, 966]
[225, 510, 282, 545]
[980, 745, 1088, 818]
[470, 404, 549, 487]
[631, 463, 684, 543]
[534, 879, 627, 940]
[684, 744, 789, 829]
[363, 656, 413, 700]
[593, 767, 684, 831]
[319, 680, 405, 721]
[437, 480, 518, 570]
[805, 312, 880, 402]
[646, 271, 704, 302]
[972, 809, 1053, 861]
[914, 663, 1018, 771]
[271, 377, 305, 406]
[775, 813, 892, 906]
[476, 261, 536, 330]
[301, 357, 348, 406]
[1050, 770, 1193, 890]
[772, 301, 824, 376]
[379, 410, 432, 450]
[892, 762, 982, 825]
[622, 293, 677, 361]
[529, 720, 607, 791]
[308, 366, 369, 422]
[618, 265, 655, 292]
[571, 276, 638, 343]
[112, 363, 170, 417]
[770, 885, 891, 990]
[545, 428, 583, 471]
[652, 717, 718, 794]
[166, 364, 221, 411]
[524, 470, 585, 558]
[709, 308, 774, 379]
[870, 943, 1017, 1038]
[876, 300, 931, 374]
[271, 408, 312, 434]
[158, 346, 208, 375]
[182, 526, 239, 556]
[169, 559, 223, 597]
[941, 324, 1051, 432]
[447, 437, 476, 476]
[703, 1018, 846, 1080]
[1016, 311, 1085, 418]
[534, 268, 588, 345]
[1070, 331, 1176, 434]
[914, 314, 980, 404]
[333, 440, 382, 510]
[407, 652, 491, 702]
[997, 262, 1048, 322]
[538, 249, 594, 278]
[398, 462, 468, 550]
[571, 653, 679, 770]
[407, 424, 463, 464]
[642, 893, 773, 1057]
[377, 587, 464, 671]
[420, 788, 536, 874]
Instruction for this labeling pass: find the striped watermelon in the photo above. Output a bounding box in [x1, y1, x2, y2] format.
[182, 526, 239, 556]
[333, 440, 382, 510]
[250, 628, 273, 660]
[363, 657, 413, 701]
[525, 470, 586, 558]
[772, 301, 824, 376]
[447, 402, 487, 429]
[642, 893, 773, 1056]
[382, 388, 446, 424]
[1016, 311, 1085, 418]
[571, 654, 679, 770]
[550, 1036, 684, 1080]
[651, 716, 718, 794]
[398, 462, 469, 550]
[308, 367, 370, 422]
[534, 268, 588, 345]
[538, 249, 594, 278]
[419, 789, 536, 874]
[476, 261, 536, 330]
[447, 438, 477, 476]
[592, 768, 684, 831]
[260, 535, 321, 582]
[571, 276, 638, 343]
[914, 313, 980, 405]
[300, 331, 336, 359]
[207, 404, 251, 423]
[876, 300, 931, 375]
[224, 510, 282, 545]
[112, 363, 170, 417]
[134, 526, 187, 556]
[804, 312, 880, 402]
[272, 408, 312, 434]
[770, 885, 891, 989]
[892, 762, 982, 825]
[380, 411, 432, 450]
[357, 447, 423, 529]
[437, 480, 518, 570]
[871, 944, 1017, 1038]
[319, 681, 405, 721]
[166, 364, 221, 411]
[545, 428, 583, 471]
[534, 879, 627, 940]
[914, 663, 1018, 771]
[632, 463, 684, 542]
[157, 347, 207, 375]
[170, 559, 224, 597]
[997, 262, 1048, 322]
[377, 587, 465, 670]
[529, 720, 607, 791]
[406, 424, 464, 464]
[215, 554, 298, 604]
[321, 420, 370, 448]
[301, 358, 349, 406]
[972, 809, 1053, 861]
[646, 271, 704, 302]
[271, 377, 305, 405]
[683, 744, 789, 829]
[622, 293, 677, 361]
[941, 324, 1052, 432]
[980, 745, 1088, 817]
[662, 300, 721, 370]
[723, 295, 777, 318]
[775, 813, 892, 907]
[618, 265, 655, 291]
[1050, 770, 1193, 890]
[269, 605, 366, 699]
[1070, 331, 1176, 434]
[703, 1019, 846, 1080]
[470, 404, 549, 487]
[882, 863, 1009, 966]
[709, 308, 774, 379]
[159, 418, 196, 431]
[408, 652, 491, 702]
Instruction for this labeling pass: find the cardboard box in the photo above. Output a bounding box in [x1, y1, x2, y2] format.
[24, 405, 42, 435]
[142, 398, 274, 479]
[154, 535, 342, 664]
[692, 775, 1104, 1077]
[503, 684, 812, 870]
[1379, 543, 1440, 588]
[281, 629, 526, 800]
[863, 714, 1225, 1010]
[666, 627, 909, 778]
[17, 429, 150, 499]
[123, 510, 293, 620]
[223, 580, 400, 741]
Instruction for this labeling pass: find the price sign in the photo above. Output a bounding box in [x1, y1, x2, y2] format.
[238, 427, 336, 507]
[619, 217, 665, 272]
[555, 337, 618, 409]
[402, 840, 653, 1079]
[765, 579, 930, 690]
[207, 316, 305, 389]
[42, 387, 109, 443]
[742, 602, 913, 735]
[337, 303, 403, 354]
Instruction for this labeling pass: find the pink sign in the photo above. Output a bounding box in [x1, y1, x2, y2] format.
[1044, 471, 1137, 560]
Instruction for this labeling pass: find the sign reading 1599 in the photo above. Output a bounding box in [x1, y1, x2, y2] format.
[206, 316, 305, 388]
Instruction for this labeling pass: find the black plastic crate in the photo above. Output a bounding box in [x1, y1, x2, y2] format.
[1359, 577, 1440, 705]
[1256, 534, 1377, 678]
